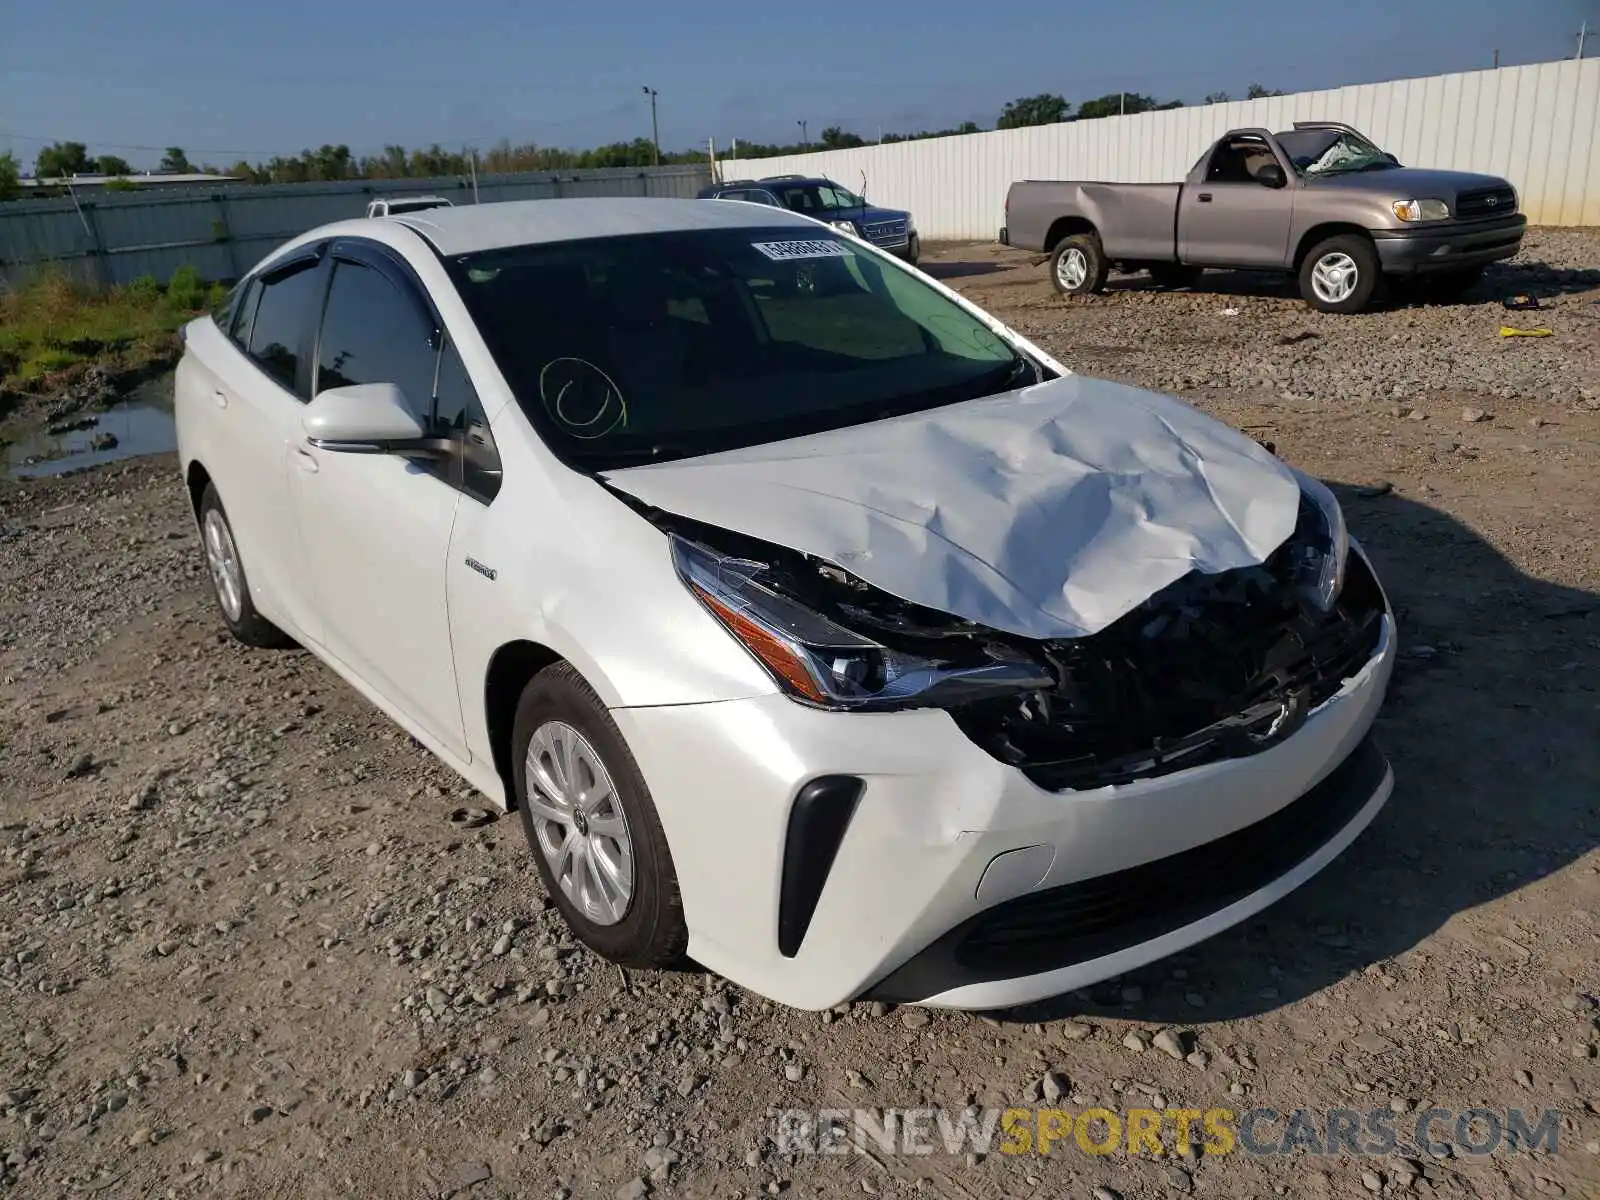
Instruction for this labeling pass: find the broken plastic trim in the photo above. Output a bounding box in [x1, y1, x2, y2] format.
[670, 535, 1053, 710]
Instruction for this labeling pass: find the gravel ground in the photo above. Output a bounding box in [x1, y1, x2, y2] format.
[0, 229, 1597, 1200]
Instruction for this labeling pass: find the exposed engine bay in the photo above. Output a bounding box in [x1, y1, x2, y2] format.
[643, 502, 1386, 793]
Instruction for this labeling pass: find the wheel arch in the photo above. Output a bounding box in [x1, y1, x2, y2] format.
[1044, 216, 1100, 252]
[483, 639, 567, 811]
[184, 459, 213, 521]
[1295, 223, 1374, 271]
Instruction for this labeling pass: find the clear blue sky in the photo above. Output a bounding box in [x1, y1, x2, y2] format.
[1, 0, 1590, 171]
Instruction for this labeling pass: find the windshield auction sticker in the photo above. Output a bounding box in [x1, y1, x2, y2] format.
[751, 239, 854, 261]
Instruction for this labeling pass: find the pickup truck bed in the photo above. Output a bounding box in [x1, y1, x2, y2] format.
[1001, 123, 1526, 314]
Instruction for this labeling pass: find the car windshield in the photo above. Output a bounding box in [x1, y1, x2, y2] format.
[446, 227, 1038, 470]
[771, 183, 864, 214]
[1279, 130, 1398, 177]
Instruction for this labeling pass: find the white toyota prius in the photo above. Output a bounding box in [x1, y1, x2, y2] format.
[175, 197, 1395, 1011]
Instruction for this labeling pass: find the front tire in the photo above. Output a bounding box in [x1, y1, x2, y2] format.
[198, 484, 294, 648]
[902, 233, 920, 267]
[1049, 233, 1109, 296]
[512, 663, 687, 968]
[1299, 234, 1382, 314]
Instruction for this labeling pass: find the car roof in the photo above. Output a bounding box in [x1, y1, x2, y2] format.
[383, 197, 818, 255]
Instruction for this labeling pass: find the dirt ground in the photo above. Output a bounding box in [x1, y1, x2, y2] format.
[1, 235, 1598, 1200]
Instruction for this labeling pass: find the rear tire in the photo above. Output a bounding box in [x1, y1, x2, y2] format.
[1148, 263, 1203, 290]
[1049, 233, 1109, 296]
[1299, 234, 1382, 314]
[197, 484, 294, 649]
[512, 663, 687, 969]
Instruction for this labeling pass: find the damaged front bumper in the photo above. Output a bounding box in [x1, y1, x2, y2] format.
[612, 577, 1395, 1011]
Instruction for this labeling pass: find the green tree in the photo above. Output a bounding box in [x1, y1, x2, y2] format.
[818, 126, 866, 149]
[1076, 93, 1164, 120]
[1246, 83, 1285, 99]
[93, 153, 134, 176]
[1204, 91, 1231, 105]
[159, 146, 193, 173]
[996, 93, 1071, 129]
[103, 177, 139, 192]
[0, 151, 20, 201]
[35, 141, 92, 178]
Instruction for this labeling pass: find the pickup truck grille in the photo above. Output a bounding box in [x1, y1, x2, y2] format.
[864, 218, 909, 244]
[1455, 186, 1517, 220]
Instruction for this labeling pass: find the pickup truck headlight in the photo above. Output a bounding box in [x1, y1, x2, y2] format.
[1287, 468, 1349, 613]
[830, 219, 860, 236]
[671, 535, 1052, 710]
[1392, 198, 1450, 222]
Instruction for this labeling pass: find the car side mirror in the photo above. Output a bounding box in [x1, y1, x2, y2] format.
[1257, 163, 1287, 189]
[303, 383, 446, 456]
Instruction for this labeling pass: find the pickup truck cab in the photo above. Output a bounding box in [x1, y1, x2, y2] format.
[1002, 123, 1526, 313]
[366, 195, 455, 219]
[700, 176, 919, 264]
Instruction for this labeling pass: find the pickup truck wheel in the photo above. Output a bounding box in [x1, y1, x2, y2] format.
[1050, 234, 1109, 296]
[1148, 264, 1202, 290]
[1300, 235, 1381, 314]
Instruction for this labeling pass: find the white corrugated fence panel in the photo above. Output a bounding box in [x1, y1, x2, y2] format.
[720, 60, 1600, 238]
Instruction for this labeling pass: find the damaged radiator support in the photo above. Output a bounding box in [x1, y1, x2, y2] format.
[949, 542, 1384, 790]
[654, 508, 1384, 793]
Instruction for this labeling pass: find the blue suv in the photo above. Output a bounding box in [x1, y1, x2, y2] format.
[698, 175, 919, 264]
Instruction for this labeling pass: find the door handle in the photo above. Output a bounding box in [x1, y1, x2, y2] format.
[213, 390, 229, 409]
[1197, 193, 1213, 203]
[293, 447, 320, 474]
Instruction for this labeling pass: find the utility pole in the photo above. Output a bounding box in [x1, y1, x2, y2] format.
[641, 87, 660, 165]
[1493, 47, 1499, 68]
[797, 119, 808, 148]
[1579, 20, 1589, 59]
[1119, 91, 1125, 117]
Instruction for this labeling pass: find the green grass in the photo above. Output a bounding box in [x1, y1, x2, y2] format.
[0, 266, 226, 390]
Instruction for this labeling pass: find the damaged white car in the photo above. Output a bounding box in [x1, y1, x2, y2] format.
[175, 198, 1395, 1011]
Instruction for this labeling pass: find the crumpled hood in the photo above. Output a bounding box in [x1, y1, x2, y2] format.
[603, 375, 1301, 639]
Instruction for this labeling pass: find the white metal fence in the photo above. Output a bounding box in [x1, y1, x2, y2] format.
[0, 164, 713, 287]
[720, 59, 1600, 239]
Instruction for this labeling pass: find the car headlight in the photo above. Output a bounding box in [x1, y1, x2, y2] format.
[671, 535, 1052, 710]
[1392, 198, 1450, 222]
[1287, 468, 1349, 612]
[830, 219, 859, 236]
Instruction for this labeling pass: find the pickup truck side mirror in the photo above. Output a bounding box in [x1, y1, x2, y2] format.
[1256, 163, 1288, 189]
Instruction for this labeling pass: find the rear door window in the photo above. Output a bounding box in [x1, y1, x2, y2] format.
[247, 261, 323, 396]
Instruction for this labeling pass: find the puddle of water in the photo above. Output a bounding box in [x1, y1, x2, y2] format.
[4, 374, 176, 479]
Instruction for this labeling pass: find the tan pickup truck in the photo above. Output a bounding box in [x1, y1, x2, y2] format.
[1001, 122, 1526, 313]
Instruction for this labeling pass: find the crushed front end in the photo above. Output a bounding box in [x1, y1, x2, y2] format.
[650, 496, 1385, 791]
[618, 492, 1393, 1010]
